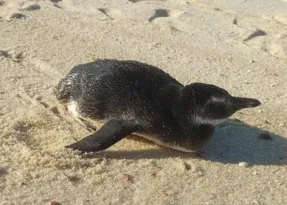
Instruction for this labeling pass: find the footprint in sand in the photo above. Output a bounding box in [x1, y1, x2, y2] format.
[242, 29, 286, 58]
[0, 49, 25, 62]
[234, 16, 287, 58]
[17, 91, 62, 119]
[49, 0, 63, 9]
[8, 12, 26, 19]
[98, 8, 124, 20]
[1, 11, 26, 21]
[51, 0, 123, 20]
[149, 9, 184, 22]
[0, 1, 37, 21]
[33, 95, 63, 118]
[243, 29, 267, 42]
[19, 2, 40, 11]
[17, 89, 96, 132]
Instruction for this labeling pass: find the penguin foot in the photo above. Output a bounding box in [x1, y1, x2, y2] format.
[65, 139, 104, 153]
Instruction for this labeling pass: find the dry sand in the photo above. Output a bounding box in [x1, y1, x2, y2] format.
[0, 0, 287, 204]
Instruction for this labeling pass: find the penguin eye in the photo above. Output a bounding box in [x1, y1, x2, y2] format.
[203, 102, 230, 119]
[212, 103, 227, 111]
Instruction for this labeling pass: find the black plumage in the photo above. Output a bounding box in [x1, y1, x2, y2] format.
[56, 59, 260, 153]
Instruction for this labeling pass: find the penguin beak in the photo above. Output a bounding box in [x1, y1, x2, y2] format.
[231, 97, 261, 110]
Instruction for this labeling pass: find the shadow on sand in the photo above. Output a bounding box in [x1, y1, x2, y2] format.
[94, 119, 286, 166]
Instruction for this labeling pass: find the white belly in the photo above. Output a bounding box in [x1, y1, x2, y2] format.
[67, 101, 197, 153]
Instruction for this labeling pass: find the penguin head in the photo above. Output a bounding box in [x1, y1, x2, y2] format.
[180, 83, 261, 126]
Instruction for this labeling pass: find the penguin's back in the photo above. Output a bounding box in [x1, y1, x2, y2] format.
[56, 59, 181, 123]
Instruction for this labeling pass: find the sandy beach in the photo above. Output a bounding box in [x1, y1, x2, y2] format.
[0, 0, 287, 204]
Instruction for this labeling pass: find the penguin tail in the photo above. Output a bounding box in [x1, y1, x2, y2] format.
[55, 77, 71, 103]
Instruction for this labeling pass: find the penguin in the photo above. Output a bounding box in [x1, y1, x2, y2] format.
[56, 59, 261, 153]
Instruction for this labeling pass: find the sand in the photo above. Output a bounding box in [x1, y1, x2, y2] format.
[0, 0, 286, 204]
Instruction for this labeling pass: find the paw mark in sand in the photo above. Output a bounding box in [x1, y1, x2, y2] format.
[243, 29, 266, 42]
[233, 18, 238, 25]
[149, 9, 184, 22]
[0, 1, 5, 6]
[20, 3, 40, 11]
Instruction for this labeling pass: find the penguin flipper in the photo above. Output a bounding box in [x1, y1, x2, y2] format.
[65, 119, 139, 153]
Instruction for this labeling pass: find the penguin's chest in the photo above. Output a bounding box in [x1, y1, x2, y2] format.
[67, 101, 197, 153]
